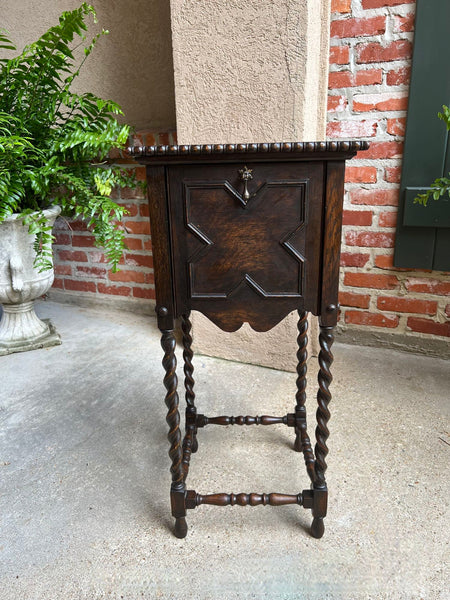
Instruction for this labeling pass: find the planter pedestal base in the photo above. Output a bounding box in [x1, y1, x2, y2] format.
[0, 301, 61, 355]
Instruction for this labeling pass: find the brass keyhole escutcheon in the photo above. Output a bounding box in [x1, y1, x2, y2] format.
[238, 166, 253, 202]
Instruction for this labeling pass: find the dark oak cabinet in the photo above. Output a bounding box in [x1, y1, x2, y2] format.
[133, 141, 367, 539]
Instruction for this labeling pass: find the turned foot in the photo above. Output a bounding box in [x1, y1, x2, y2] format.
[311, 517, 325, 539]
[174, 517, 188, 538]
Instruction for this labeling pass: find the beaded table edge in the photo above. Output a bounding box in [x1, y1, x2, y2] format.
[129, 140, 369, 158]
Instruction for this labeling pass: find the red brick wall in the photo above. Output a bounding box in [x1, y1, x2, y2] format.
[52, 1, 449, 342]
[52, 132, 176, 307]
[329, 0, 449, 340]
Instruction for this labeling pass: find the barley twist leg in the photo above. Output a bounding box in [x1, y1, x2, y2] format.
[294, 311, 315, 482]
[311, 325, 334, 539]
[181, 312, 198, 453]
[161, 329, 187, 538]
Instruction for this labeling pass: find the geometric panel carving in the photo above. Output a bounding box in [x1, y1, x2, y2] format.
[184, 179, 307, 299]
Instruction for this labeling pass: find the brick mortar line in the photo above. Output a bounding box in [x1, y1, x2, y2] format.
[340, 266, 450, 283]
[327, 112, 407, 120]
[343, 158, 404, 165]
[340, 287, 449, 308]
[332, 10, 415, 21]
[55, 281, 155, 298]
[339, 301, 443, 318]
[339, 58, 413, 72]
[337, 319, 447, 337]
[338, 307, 448, 332]
[56, 273, 155, 283]
[344, 206, 396, 210]
[339, 303, 441, 319]
[350, 2, 416, 19]
[330, 33, 413, 44]
[329, 125, 407, 134]
[54, 243, 154, 253]
[339, 267, 449, 284]
[342, 223, 396, 228]
[328, 74, 411, 91]
[329, 92, 410, 102]
[338, 323, 447, 339]
[55, 265, 153, 275]
[345, 178, 401, 184]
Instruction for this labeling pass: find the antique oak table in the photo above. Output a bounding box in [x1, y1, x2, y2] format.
[132, 141, 368, 539]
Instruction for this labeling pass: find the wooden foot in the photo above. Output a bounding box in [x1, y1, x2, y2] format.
[171, 483, 187, 539]
[174, 517, 188, 538]
[306, 324, 334, 539]
[311, 517, 325, 539]
[302, 487, 327, 538]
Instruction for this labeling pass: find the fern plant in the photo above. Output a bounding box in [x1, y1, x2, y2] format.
[414, 105, 450, 207]
[0, 3, 140, 271]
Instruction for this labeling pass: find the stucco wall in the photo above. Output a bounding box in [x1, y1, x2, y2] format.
[170, 0, 330, 144]
[170, 0, 331, 371]
[1, 0, 176, 131]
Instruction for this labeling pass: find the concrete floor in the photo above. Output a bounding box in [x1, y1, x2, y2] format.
[0, 300, 449, 600]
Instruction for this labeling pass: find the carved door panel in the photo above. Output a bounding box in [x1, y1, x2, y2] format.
[167, 162, 324, 331]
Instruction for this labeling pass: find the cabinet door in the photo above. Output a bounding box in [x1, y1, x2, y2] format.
[167, 161, 324, 331]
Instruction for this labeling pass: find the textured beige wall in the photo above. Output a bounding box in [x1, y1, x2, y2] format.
[170, 0, 331, 371]
[1, 0, 176, 130]
[170, 0, 330, 144]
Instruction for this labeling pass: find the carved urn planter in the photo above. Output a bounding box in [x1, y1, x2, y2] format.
[0, 205, 61, 355]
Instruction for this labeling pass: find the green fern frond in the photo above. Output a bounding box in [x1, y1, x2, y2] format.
[0, 4, 139, 271]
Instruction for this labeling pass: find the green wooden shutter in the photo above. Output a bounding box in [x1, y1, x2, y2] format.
[394, 0, 450, 270]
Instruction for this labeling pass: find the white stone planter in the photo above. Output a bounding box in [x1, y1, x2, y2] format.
[0, 205, 61, 355]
